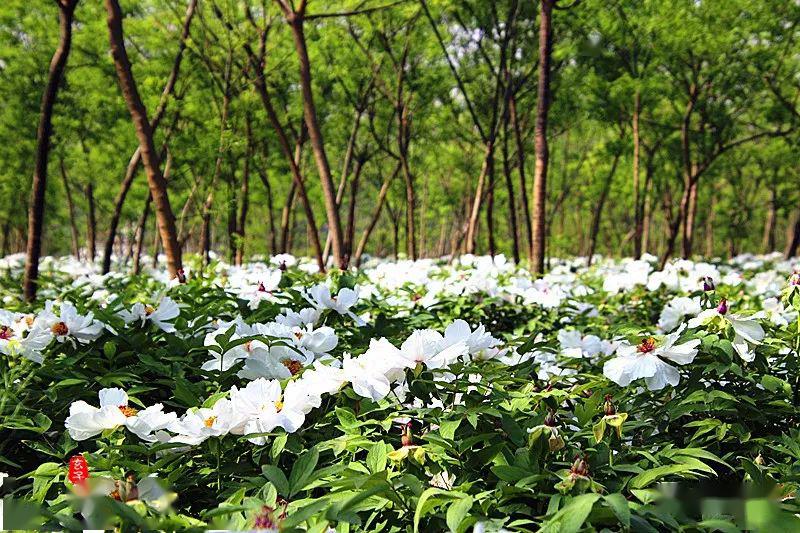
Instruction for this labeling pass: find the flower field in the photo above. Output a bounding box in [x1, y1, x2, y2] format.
[3, 252, 800, 531]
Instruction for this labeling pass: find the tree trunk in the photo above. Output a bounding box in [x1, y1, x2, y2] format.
[762, 184, 777, 253]
[248, 38, 325, 272]
[344, 158, 364, 259]
[282, 8, 345, 269]
[256, 165, 278, 256]
[100, 0, 195, 274]
[398, 102, 417, 260]
[465, 142, 495, 254]
[785, 212, 800, 258]
[177, 170, 202, 246]
[632, 89, 643, 258]
[682, 179, 698, 258]
[486, 154, 496, 256]
[199, 56, 232, 266]
[235, 118, 253, 266]
[531, 0, 554, 275]
[323, 107, 363, 261]
[502, 113, 520, 263]
[105, 0, 182, 277]
[280, 182, 297, 254]
[58, 157, 81, 259]
[85, 182, 96, 262]
[642, 177, 653, 255]
[23, 0, 78, 301]
[586, 149, 622, 265]
[704, 189, 715, 257]
[132, 194, 152, 275]
[354, 163, 400, 266]
[510, 89, 532, 263]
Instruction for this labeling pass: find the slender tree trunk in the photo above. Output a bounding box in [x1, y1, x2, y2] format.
[398, 103, 417, 259]
[281, 7, 345, 268]
[1, 218, 11, 257]
[586, 150, 622, 265]
[705, 190, 715, 257]
[465, 142, 495, 254]
[323, 107, 363, 261]
[682, 179, 698, 258]
[510, 90, 532, 263]
[642, 178, 653, 255]
[101, 0, 195, 273]
[226, 170, 237, 264]
[486, 155, 496, 256]
[785, 212, 800, 258]
[280, 182, 297, 254]
[354, 163, 400, 266]
[105, 0, 182, 277]
[235, 119, 253, 265]
[58, 157, 81, 259]
[23, 0, 78, 301]
[133, 194, 152, 275]
[531, 0, 554, 275]
[632, 89, 643, 258]
[200, 58, 232, 266]
[256, 165, 278, 256]
[344, 159, 364, 259]
[85, 182, 96, 262]
[177, 171, 202, 246]
[248, 39, 325, 271]
[502, 114, 520, 263]
[762, 184, 777, 253]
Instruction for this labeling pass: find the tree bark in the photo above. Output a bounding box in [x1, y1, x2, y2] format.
[354, 163, 400, 266]
[632, 89, 643, 258]
[323, 106, 364, 261]
[398, 102, 417, 259]
[235, 118, 253, 265]
[85, 182, 96, 262]
[247, 34, 325, 271]
[199, 52, 233, 266]
[278, 3, 346, 268]
[23, 0, 78, 301]
[762, 183, 777, 253]
[344, 158, 364, 258]
[501, 112, 520, 263]
[133, 194, 152, 275]
[682, 179, 699, 258]
[510, 89, 532, 262]
[58, 157, 81, 259]
[586, 148, 622, 265]
[100, 0, 196, 274]
[256, 165, 278, 256]
[486, 155, 496, 256]
[531, 0, 554, 275]
[785, 212, 800, 258]
[105, 0, 182, 277]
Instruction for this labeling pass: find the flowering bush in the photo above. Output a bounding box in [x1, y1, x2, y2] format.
[2, 252, 800, 531]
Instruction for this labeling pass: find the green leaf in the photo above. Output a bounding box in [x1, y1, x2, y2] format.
[446, 496, 473, 532]
[439, 418, 461, 440]
[413, 488, 449, 533]
[271, 433, 288, 461]
[289, 447, 320, 497]
[603, 493, 630, 528]
[593, 419, 606, 443]
[262, 465, 289, 496]
[629, 463, 705, 489]
[539, 493, 601, 533]
[366, 442, 387, 474]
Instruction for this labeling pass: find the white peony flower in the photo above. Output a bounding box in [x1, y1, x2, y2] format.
[603, 325, 700, 391]
[687, 300, 765, 362]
